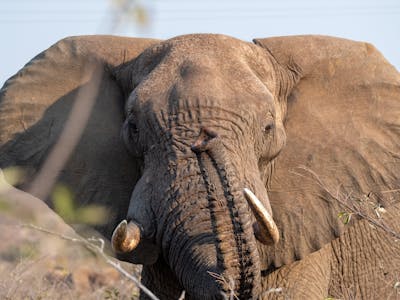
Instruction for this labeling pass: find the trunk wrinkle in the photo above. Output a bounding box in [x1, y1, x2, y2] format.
[196, 150, 258, 298]
[196, 152, 226, 293]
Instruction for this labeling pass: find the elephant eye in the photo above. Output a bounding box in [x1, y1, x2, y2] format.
[264, 122, 275, 132]
[129, 119, 139, 134]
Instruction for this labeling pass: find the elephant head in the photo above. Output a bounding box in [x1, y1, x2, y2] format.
[1, 34, 399, 299]
[110, 35, 287, 298]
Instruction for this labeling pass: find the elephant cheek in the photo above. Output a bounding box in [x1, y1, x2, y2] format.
[277, 126, 287, 153]
[269, 126, 286, 160]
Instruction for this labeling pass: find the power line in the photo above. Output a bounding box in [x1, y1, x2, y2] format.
[1, 6, 400, 13]
[1, 11, 399, 24]
[1, 3, 400, 24]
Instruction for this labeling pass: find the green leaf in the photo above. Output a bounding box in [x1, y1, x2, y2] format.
[76, 205, 109, 225]
[0, 198, 11, 212]
[344, 213, 352, 224]
[2, 166, 25, 186]
[52, 183, 109, 225]
[52, 184, 76, 222]
[338, 211, 352, 225]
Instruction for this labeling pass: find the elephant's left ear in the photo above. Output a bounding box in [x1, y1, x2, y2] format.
[0, 36, 159, 238]
[253, 35, 400, 268]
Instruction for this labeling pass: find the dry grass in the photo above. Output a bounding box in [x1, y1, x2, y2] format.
[0, 214, 142, 300]
[0, 167, 161, 300]
[0, 177, 146, 300]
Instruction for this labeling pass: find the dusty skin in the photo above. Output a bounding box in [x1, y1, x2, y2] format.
[0, 34, 399, 299]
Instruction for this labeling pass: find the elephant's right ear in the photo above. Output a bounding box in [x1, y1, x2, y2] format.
[0, 35, 160, 238]
[252, 35, 400, 268]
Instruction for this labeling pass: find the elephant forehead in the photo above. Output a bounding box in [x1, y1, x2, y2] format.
[130, 65, 274, 115]
[123, 34, 277, 116]
[164, 33, 255, 57]
[138, 55, 271, 95]
[131, 34, 270, 81]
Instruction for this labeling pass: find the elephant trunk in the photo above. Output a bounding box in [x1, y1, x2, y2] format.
[112, 128, 280, 298]
[157, 150, 263, 299]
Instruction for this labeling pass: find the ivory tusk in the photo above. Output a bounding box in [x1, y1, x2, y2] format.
[243, 188, 280, 245]
[111, 219, 141, 253]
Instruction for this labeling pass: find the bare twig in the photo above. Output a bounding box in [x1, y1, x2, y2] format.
[207, 272, 238, 300]
[262, 287, 283, 295]
[296, 166, 400, 240]
[21, 223, 159, 300]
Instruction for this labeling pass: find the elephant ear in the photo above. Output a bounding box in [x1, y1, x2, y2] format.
[254, 35, 400, 269]
[0, 35, 159, 238]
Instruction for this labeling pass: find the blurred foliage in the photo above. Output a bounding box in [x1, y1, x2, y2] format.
[52, 184, 109, 226]
[52, 185, 75, 221]
[0, 242, 39, 262]
[0, 198, 11, 213]
[0, 167, 109, 226]
[110, 0, 150, 29]
[1, 166, 25, 188]
[0, 166, 24, 215]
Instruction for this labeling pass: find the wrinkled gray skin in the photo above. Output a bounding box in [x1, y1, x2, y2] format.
[0, 34, 399, 299]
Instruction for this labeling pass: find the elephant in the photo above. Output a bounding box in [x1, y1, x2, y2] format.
[0, 33, 399, 299]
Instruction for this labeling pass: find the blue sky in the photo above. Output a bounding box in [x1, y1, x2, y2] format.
[1, 0, 399, 85]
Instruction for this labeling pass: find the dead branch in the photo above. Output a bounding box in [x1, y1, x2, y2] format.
[296, 166, 400, 240]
